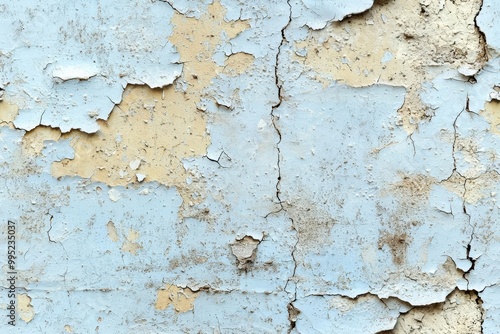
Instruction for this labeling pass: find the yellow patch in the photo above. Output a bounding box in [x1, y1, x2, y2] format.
[17, 294, 35, 323]
[481, 100, 500, 136]
[295, 0, 484, 133]
[22, 1, 251, 206]
[155, 284, 199, 313]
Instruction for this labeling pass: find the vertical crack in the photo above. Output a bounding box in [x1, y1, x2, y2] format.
[268, 1, 296, 331]
[286, 225, 299, 334]
[462, 178, 476, 289]
[271, 0, 292, 212]
[473, 0, 489, 65]
[47, 212, 55, 243]
[449, 98, 478, 289]
[476, 292, 485, 334]
[451, 107, 465, 179]
[408, 133, 416, 157]
[438, 99, 466, 183]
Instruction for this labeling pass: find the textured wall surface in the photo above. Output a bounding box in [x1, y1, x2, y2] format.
[1, 0, 499, 333]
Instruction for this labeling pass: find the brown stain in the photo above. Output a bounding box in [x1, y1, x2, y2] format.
[17, 294, 35, 323]
[379, 174, 435, 265]
[378, 229, 410, 265]
[295, 0, 485, 133]
[389, 174, 435, 204]
[284, 198, 336, 250]
[168, 254, 208, 270]
[21, 1, 251, 206]
[155, 284, 199, 313]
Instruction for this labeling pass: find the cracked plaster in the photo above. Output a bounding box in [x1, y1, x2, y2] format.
[1, 0, 500, 333]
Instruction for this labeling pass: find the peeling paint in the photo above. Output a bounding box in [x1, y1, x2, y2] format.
[155, 284, 199, 313]
[17, 294, 34, 323]
[481, 100, 500, 136]
[48, 85, 209, 193]
[384, 290, 483, 334]
[294, 0, 486, 132]
[2, 0, 182, 133]
[1, 0, 500, 332]
[230, 235, 261, 270]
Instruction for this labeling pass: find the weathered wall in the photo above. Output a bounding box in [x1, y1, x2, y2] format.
[1, 0, 499, 333]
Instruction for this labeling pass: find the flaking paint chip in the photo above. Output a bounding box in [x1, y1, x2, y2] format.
[155, 285, 199, 313]
[230, 236, 260, 270]
[458, 66, 479, 77]
[108, 188, 121, 202]
[129, 159, 141, 170]
[52, 64, 100, 81]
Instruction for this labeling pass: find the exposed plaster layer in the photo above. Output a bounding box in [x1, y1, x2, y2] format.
[0, 0, 182, 133]
[17, 294, 35, 323]
[292, 0, 485, 132]
[27, 85, 208, 194]
[274, 72, 471, 305]
[476, 0, 500, 55]
[1, 0, 500, 332]
[1, 288, 290, 333]
[481, 100, 500, 136]
[155, 284, 199, 313]
[121, 228, 142, 255]
[0, 100, 18, 126]
[292, 294, 410, 334]
[384, 290, 483, 334]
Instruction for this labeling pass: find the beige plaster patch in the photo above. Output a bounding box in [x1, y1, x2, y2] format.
[17, 293, 35, 323]
[121, 229, 142, 255]
[384, 289, 483, 334]
[295, 0, 485, 132]
[481, 100, 500, 136]
[107, 221, 120, 242]
[223, 52, 255, 76]
[22, 1, 251, 206]
[50, 85, 209, 189]
[441, 171, 500, 204]
[0, 100, 19, 126]
[155, 284, 199, 313]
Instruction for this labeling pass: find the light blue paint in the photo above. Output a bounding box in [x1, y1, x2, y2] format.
[1, 0, 500, 333]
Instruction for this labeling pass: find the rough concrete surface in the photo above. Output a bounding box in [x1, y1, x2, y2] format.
[0, 0, 499, 333]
